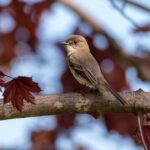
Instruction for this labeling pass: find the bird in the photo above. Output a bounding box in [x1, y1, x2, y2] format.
[62, 34, 127, 105]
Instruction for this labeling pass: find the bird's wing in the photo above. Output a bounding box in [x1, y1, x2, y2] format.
[68, 55, 98, 86]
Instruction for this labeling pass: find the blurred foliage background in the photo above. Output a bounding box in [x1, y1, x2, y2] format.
[0, 0, 150, 150]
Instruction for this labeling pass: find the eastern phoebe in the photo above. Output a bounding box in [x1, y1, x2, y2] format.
[62, 35, 126, 105]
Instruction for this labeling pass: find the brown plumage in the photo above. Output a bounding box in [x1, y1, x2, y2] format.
[62, 35, 127, 105]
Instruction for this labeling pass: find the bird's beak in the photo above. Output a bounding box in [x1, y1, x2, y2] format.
[61, 42, 69, 45]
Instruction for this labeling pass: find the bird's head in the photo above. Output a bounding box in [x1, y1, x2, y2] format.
[61, 35, 90, 55]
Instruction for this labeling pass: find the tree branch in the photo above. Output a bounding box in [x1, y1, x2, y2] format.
[110, 0, 140, 28]
[58, 0, 150, 81]
[125, 0, 150, 13]
[0, 89, 150, 120]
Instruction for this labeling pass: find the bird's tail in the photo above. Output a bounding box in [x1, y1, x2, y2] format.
[97, 82, 127, 105]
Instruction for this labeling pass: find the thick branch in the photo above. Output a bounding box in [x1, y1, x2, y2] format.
[0, 89, 150, 120]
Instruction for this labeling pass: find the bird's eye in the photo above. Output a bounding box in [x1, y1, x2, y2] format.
[74, 41, 78, 45]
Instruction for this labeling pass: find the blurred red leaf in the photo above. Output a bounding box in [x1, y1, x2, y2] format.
[56, 114, 76, 130]
[143, 126, 150, 149]
[0, 1, 54, 67]
[3, 76, 41, 111]
[104, 113, 137, 135]
[31, 130, 57, 150]
[32, 1, 52, 22]
[77, 146, 87, 150]
[134, 24, 150, 33]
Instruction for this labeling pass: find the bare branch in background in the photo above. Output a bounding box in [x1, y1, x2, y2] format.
[125, 0, 150, 13]
[110, 0, 140, 28]
[58, 0, 150, 81]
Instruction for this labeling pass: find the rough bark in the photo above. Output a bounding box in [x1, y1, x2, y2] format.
[0, 89, 150, 120]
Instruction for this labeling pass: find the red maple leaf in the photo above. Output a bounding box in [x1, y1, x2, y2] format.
[3, 76, 41, 111]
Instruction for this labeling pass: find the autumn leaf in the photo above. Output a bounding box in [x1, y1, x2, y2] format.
[3, 76, 41, 111]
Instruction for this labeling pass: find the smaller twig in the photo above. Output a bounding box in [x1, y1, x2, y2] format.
[4, 74, 13, 79]
[125, 0, 150, 13]
[0, 71, 13, 79]
[110, 0, 140, 28]
[137, 113, 148, 150]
